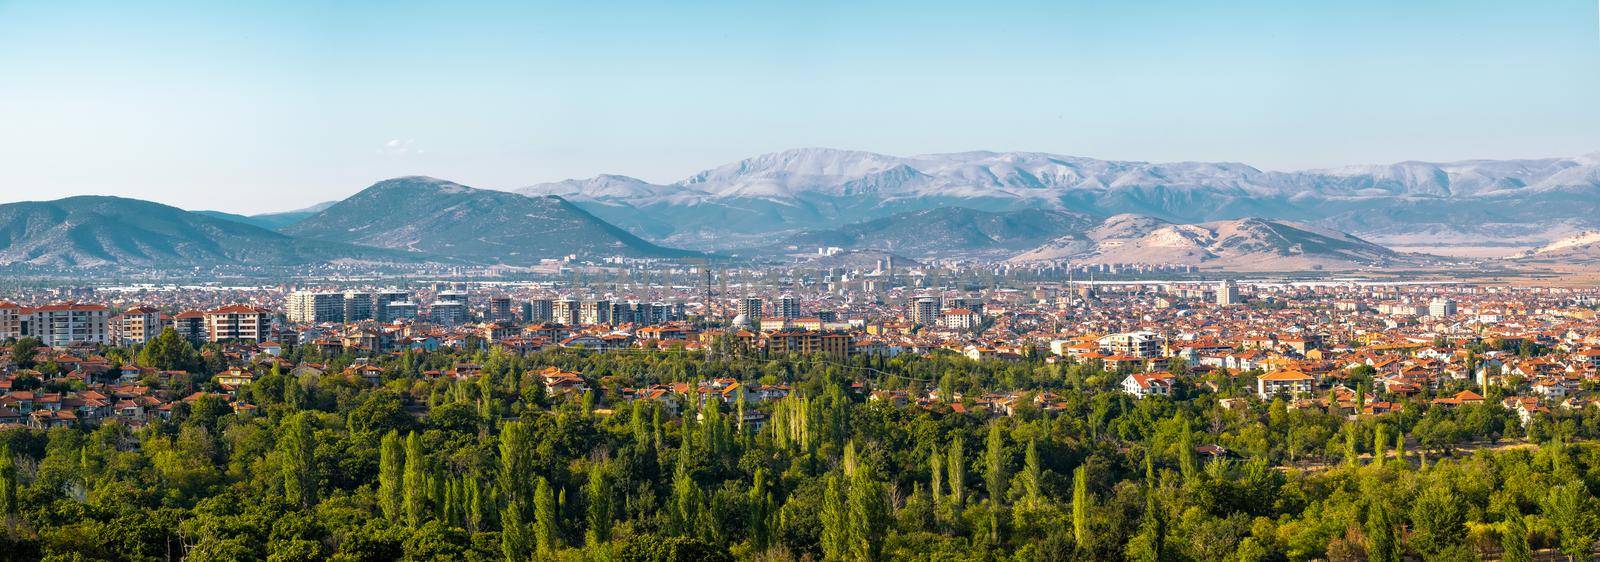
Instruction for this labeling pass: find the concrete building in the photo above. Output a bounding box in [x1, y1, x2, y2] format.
[737, 297, 764, 327]
[0, 302, 21, 340]
[27, 302, 110, 346]
[1217, 280, 1240, 307]
[170, 311, 207, 344]
[374, 290, 410, 323]
[343, 291, 374, 322]
[115, 306, 164, 345]
[430, 301, 468, 326]
[488, 296, 514, 322]
[909, 296, 941, 326]
[524, 298, 554, 323]
[286, 291, 345, 323]
[204, 305, 273, 343]
[777, 294, 801, 320]
[553, 296, 580, 325]
[579, 299, 612, 326]
[1429, 297, 1457, 318]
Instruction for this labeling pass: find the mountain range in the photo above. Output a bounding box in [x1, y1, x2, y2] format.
[281, 176, 695, 265]
[7, 146, 1598, 272]
[0, 196, 416, 268]
[520, 147, 1600, 249]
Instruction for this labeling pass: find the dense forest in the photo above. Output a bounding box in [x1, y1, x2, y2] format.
[2, 339, 1599, 561]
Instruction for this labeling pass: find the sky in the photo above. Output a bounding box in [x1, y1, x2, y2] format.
[1, 0, 1598, 213]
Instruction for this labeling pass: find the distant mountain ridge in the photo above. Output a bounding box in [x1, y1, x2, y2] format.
[1010, 214, 1402, 271]
[197, 201, 336, 230]
[764, 207, 1097, 257]
[519, 148, 1600, 249]
[285, 176, 697, 264]
[0, 196, 420, 268]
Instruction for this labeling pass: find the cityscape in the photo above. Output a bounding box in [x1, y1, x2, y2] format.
[3, 1, 1600, 561]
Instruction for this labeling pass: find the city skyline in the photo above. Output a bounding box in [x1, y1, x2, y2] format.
[2, 0, 1598, 213]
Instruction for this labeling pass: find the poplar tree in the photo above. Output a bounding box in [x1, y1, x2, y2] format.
[1501, 509, 1531, 562]
[1073, 464, 1090, 546]
[280, 412, 317, 509]
[749, 468, 771, 548]
[847, 464, 888, 561]
[820, 470, 849, 560]
[379, 430, 404, 523]
[534, 477, 561, 555]
[1176, 417, 1197, 481]
[501, 502, 532, 562]
[948, 435, 966, 507]
[1365, 502, 1399, 562]
[584, 465, 612, 545]
[499, 421, 531, 517]
[985, 423, 1007, 504]
[0, 444, 16, 517]
[1022, 438, 1042, 508]
[929, 443, 944, 502]
[404, 431, 428, 527]
[1372, 424, 1386, 467]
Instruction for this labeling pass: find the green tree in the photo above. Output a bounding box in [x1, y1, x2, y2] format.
[1072, 464, 1090, 546]
[501, 502, 532, 562]
[1544, 483, 1598, 562]
[984, 423, 1007, 504]
[404, 432, 428, 527]
[1501, 509, 1531, 562]
[847, 464, 888, 561]
[137, 328, 200, 372]
[1410, 485, 1465, 557]
[1366, 502, 1399, 562]
[0, 443, 15, 517]
[534, 476, 561, 555]
[947, 435, 965, 507]
[585, 465, 612, 546]
[1022, 438, 1042, 508]
[279, 413, 317, 509]
[379, 430, 405, 523]
[820, 470, 849, 560]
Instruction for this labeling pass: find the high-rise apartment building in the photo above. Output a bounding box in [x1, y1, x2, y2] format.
[27, 302, 110, 346]
[738, 297, 764, 327]
[374, 290, 410, 322]
[909, 296, 941, 326]
[777, 294, 801, 319]
[115, 306, 164, 344]
[1429, 297, 1457, 318]
[286, 291, 345, 323]
[524, 298, 554, 323]
[343, 291, 374, 322]
[1217, 280, 1240, 307]
[205, 305, 273, 343]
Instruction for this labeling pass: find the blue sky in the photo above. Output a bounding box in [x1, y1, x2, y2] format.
[1, 0, 1597, 213]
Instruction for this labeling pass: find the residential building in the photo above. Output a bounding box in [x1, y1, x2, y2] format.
[27, 302, 110, 346]
[1256, 370, 1314, 399]
[115, 306, 164, 344]
[286, 291, 344, 323]
[205, 305, 273, 343]
[1218, 279, 1239, 306]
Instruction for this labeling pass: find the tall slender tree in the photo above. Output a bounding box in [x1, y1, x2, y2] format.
[985, 423, 1007, 504]
[501, 502, 532, 562]
[584, 465, 612, 546]
[279, 412, 317, 509]
[534, 476, 561, 555]
[820, 470, 849, 560]
[1022, 438, 1043, 508]
[948, 435, 966, 507]
[379, 430, 405, 523]
[0, 443, 16, 517]
[404, 431, 428, 527]
[1073, 464, 1090, 546]
[848, 464, 889, 561]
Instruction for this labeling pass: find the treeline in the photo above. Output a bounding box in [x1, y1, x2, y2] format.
[0, 346, 1597, 560]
